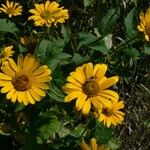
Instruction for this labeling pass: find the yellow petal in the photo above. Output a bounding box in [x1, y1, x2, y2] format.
[27, 91, 35, 104]
[75, 94, 87, 111]
[8, 59, 19, 72]
[85, 63, 93, 79]
[6, 89, 16, 99]
[0, 73, 12, 80]
[100, 76, 119, 90]
[80, 141, 90, 150]
[32, 86, 46, 97]
[81, 99, 91, 115]
[90, 138, 98, 150]
[11, 91, 18, 102]
[1, 83, 13, 93]
[17, 54, 23, 70]
[67, 76, 82, 87]
[91, 97, 103, 109]
[100, 90, 119, 101]
[94, 64, 107, 80]
[64, 91, 82, 102]
[29, 88, 41, 101]
[17, 91, 25, 103]
[33, 82, 50, 90]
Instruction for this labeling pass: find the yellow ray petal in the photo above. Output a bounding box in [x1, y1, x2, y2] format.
[90, 138, 98, 150]
[29, 88, 41, 101]
[81, 99, 91, 115]
[0, 73, 12, 80]
[27, 91, 35, 104]
[94, 64, 107, 80]
[32, 86, 46, 97]
[1, 83, 13, 93]
[85, 63, 93, 79]
[75, 94, 87, 111]
[64, 91, 82, 102]
[6, 89, 16, 99]
[11, 91, 18, 102]
[100, 76, 119, 90]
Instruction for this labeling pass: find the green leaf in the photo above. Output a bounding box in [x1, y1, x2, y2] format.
[72, 53, 90, 65]
[99, 9, 118, 36]
[125, 8, 137, 38]
[36, 39, 50, 62]
[47, 52, 71, 71]
[123, 48, 139, 58]
[70, 124, 85, 137]
[108, 138, 121, 150]
[144, 44, 150, 55]
[0, 19, 19, 34]
[87, 38, 110, 54]
[95, 121, 113, 144]
[37, 111, 60, 144]
[61, 25, 71, 44]
[84, 0, 94, 7]
[48, 84, 65, 102]
[77, 32, 97, 50]
[15, 103, 25, 112]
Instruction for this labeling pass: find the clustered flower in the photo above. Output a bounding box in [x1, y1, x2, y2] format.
[63, 63, 125, 127]
[0, 0, 69, 27]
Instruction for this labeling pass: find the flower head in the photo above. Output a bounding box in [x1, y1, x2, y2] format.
[63, 63, 119, 115]
[28, 1, 69, 27]
[0, 0, 22, 18]
[0, 45, 14, 65]
[0, 54, 52, 105]
[80, 138, 110, 150]
[20, 35, 38, 53]
[95, 100, 125, 127]
[137, 7, 150, 41]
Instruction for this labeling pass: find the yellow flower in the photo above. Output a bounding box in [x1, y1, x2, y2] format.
[95, 100, 125, 127]
[80, 138, 110, 150]
[137, 7, 150, 41]
[0, 45, 14, 65]
[63, 63, 119, 115]
[0, 0, 22, 18]
[28, 1, 69, 27]
[0, 54, 52, 105]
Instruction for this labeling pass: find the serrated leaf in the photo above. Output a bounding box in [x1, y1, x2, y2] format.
[37, 111, 60, 144]
[36, 39, 50, 62]
[48, 84, 65, 102]
[0, 19, 19, 34]
[95, 121, 112, 144]
[70, 124, 85, 137]
[47, 53, 71, 71]
[61, 25, 70, 44]
[77, 32, 97, 50]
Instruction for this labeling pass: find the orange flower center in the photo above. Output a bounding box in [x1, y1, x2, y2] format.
[41, 10, 52, 19]
[102, 108, 113, 117]
[12, 74, 31, 91]
[145, 25, 150, 37]
[82, 79, 99, 96]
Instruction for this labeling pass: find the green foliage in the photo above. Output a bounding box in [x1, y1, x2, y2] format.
[95, 121, 113, 144]
[36, 110, 60, 144]
[0, 0, 149, 149]
[0, 19, 19, 34]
